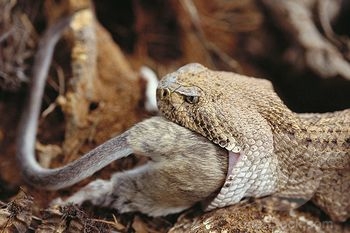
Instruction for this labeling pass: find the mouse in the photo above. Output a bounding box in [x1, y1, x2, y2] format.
[55, 116, 227, 216]
[16, 14, 228, 216]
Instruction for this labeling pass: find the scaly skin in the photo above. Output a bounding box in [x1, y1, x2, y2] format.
[157, 63, 350, 222]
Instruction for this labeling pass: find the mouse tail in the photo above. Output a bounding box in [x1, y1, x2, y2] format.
[18, 131, 132, 190]
[16, 14, 134, 190]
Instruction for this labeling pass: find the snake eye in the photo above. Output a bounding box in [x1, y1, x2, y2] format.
[184, 95, 199, 104]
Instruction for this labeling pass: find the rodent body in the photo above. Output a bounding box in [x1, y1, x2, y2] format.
[61, 117, 227, 216]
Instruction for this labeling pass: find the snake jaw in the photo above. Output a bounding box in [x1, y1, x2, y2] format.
[206, 146, 279, 211]
[226, 144, 242, 153]
[157, 87, 243, 155]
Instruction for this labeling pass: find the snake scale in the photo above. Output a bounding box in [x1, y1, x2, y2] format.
[156, 63, 350, 222]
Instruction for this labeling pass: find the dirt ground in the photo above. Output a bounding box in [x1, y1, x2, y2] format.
[0, 0, 349, 232]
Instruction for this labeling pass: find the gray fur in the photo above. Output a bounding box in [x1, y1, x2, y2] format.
[60, 117, 227, 216]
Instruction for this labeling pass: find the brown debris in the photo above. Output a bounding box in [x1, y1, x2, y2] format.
[0, 190, 33, 233]
[36, 204, 113, 233]
[170, 202, 347, 233]
[0, 0, 37, 91]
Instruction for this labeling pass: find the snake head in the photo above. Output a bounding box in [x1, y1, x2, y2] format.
[157, 64, 239, 151]
[157, 63, 282, 203]
[157, 63, 277, 152]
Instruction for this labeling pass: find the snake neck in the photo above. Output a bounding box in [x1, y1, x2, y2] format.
[259, 103, 349, 154]
[296, 109, 350, 153]
[265, 108, 349, 198]
[269, 109, 349, 165]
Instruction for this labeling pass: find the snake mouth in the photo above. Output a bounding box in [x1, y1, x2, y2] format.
[226, 151, 241, 181]
[201, 150, 241, 209]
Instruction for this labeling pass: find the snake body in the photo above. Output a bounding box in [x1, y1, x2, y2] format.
[156, 63, 350, 222]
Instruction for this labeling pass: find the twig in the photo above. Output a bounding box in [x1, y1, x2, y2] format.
[262, 0, 350, 80]
[180, 0, 242, 72]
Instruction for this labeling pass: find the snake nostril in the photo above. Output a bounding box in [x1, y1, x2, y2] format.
[157, 88, 170, 100]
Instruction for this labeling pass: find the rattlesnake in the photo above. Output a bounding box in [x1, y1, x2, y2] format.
[156, 63, 350, 222]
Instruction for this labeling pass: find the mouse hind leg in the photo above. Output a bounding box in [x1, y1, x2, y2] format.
[53, 162, 192, 217]
[52, 179, 113, 207]
[107, 163, 193, 217]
